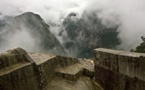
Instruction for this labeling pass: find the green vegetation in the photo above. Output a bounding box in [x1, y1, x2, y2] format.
[131, 36, 145, 53]
[61, 12, 120, 58]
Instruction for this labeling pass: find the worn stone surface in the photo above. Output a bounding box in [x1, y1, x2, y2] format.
[0, 47, 102, 90]
[0, 63, 39, 90]
[43, 77, 101, 90]
[0, 48, 39, 90]
[55, 59, 94, 81]
[28, 52, 80, 88]
[0, 47, 33, 70]
[94, 48, 145, 90]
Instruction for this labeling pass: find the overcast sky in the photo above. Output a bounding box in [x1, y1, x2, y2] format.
[0, 0, 88, 24]
[1, 0, 145, 50]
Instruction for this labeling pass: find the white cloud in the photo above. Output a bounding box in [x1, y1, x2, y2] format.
[86, 0, 145, 50]
[1, 0, 145, 51]
[0, 0, 87, 24]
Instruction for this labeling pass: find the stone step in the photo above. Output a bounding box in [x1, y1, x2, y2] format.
[55, 59, 95, 82]
[55, 63, 83, 82]
[43, 76, 98, 90]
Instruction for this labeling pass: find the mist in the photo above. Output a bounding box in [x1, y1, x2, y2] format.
[0, 30, 38, 53]
[0, 0, 87, 24]
[86, 0, 145, 50]
[0, 0, 145, 53]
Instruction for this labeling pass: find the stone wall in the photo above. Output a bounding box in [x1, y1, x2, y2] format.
[0, 48, 39, 90]
[94, 48, 145, 90]
[0, 63, 39, 90]
[1, 47, 145, 90]
[0, 48, 33, 70]
[35, 55, 79, 88]
[0, 48, 79, 90]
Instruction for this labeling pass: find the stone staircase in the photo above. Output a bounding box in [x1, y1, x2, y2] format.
[55, 59, 94, 82]
[0, 48, 104, 90]
[44, 59, 104, 90]
[28, 51, 104, 90]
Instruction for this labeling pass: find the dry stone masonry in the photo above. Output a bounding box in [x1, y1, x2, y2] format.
[0, 48, 100, 90]
[1, 47, 145, 90]
[94, 48, 145, 90]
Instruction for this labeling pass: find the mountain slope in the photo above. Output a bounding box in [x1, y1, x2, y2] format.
[0, 12, 66, 55]
[60, 12, 120, 58]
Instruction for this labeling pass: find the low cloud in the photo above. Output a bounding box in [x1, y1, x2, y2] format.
[0, 29, 38, 53]
[86, 0, 145, 50]
[1, 0, 145, 53]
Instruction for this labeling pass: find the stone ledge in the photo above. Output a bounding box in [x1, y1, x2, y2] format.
[0, 62, 31, 76]
[0, 48, 34, 70]
[55, 59, 95, 82]
[94, 48, 145, 90]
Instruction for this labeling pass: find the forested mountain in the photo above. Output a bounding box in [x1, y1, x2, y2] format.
[60, 12, 120, 58]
